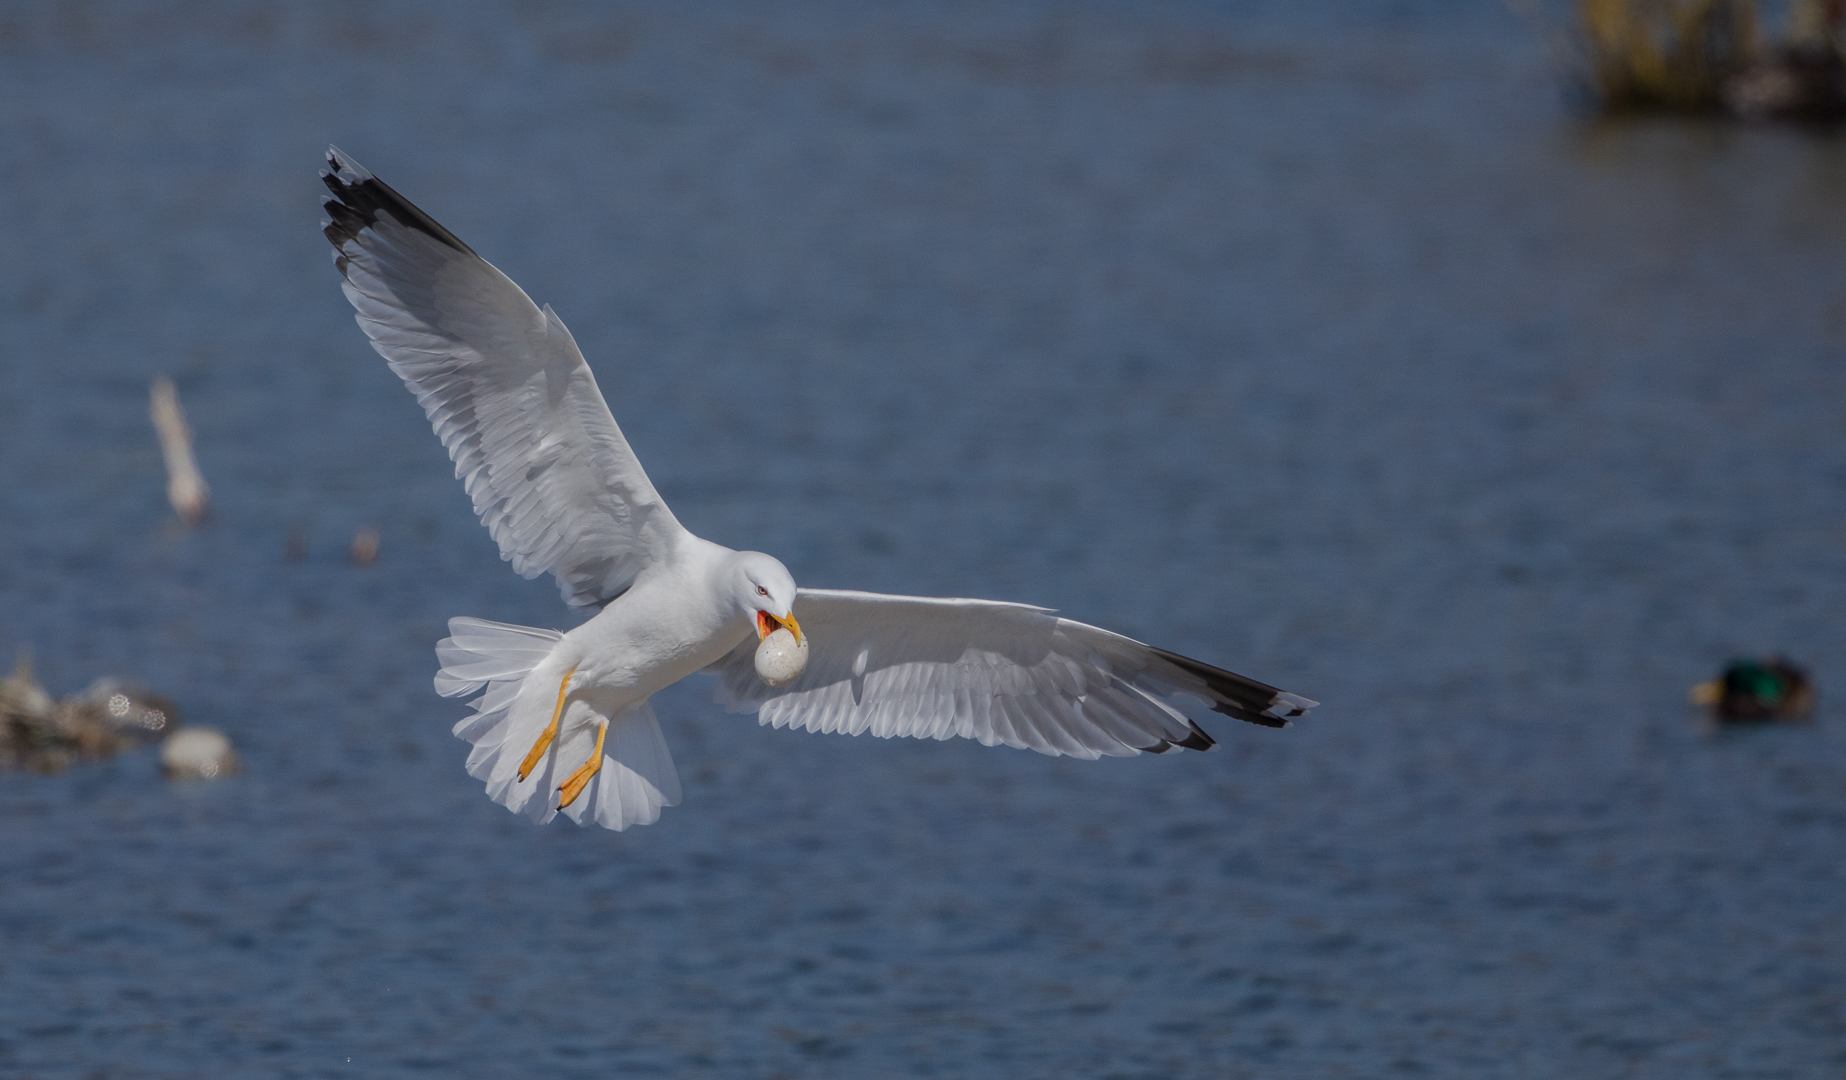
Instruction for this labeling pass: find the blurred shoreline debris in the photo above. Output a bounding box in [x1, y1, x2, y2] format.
[150, 375, 210, 526]
[1, 651, 228, 776]
[350, 525, 380, 566]
[1690, 657, 1815, 723]
[1573, 0, 1846, 120]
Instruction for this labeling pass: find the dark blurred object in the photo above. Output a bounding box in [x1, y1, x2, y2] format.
[285, 526, 308, 563]
[350, 525, 380, 566]
[1574, 0, 1846, 119]
[2, 655, 189, 772]
[1690, 658, 1815, 723]
[1727, 49, 1846, 119]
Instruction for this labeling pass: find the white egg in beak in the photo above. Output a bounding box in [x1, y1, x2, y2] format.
[754, 611, 808, 687]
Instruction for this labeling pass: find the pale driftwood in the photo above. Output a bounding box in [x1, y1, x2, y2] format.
[149, 376, 209, 526]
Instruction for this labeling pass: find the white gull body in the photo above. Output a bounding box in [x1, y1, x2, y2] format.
[320, 147, 1318, 832]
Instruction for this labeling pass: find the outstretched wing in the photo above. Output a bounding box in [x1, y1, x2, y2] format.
[709, 589, 1317, 759]
[320, 147, 687, 610]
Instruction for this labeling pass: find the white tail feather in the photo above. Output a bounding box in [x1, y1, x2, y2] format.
[435, 617, 562, 698]
[434, 616, 681, 831]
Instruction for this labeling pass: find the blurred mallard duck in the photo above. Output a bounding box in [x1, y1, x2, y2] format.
[1726, 45, 1846, 121]
[1726, 0, 1846, 120]
[1575, 0, 1846, 121]
[1690, 658, 1815, 723]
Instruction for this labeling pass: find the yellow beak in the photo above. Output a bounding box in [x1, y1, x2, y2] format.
[756, 610, 804, 644]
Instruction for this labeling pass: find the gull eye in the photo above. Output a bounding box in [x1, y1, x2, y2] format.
[756, 585, 769, 597]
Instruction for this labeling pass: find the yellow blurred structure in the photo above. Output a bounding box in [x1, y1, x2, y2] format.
[1579, 0, 1759, 110]
[1578, 0, 1846, 117]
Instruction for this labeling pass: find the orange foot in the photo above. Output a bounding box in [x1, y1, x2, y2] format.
[518, 664, 578, 782]
[557, 718, 608, 810]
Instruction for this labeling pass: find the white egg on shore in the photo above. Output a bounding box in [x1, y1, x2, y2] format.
[754, 627, 808, 687]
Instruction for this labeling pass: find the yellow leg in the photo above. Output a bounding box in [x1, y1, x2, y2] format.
[518, 664, 578, 783]
[557, 718, 608, 810]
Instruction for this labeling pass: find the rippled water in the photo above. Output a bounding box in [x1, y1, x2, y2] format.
[3, 2, 1844, 1077]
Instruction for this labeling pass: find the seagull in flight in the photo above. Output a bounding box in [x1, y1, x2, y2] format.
[319, 147, 1317, 832]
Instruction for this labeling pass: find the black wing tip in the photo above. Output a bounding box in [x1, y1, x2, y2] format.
[1222, 706, 1291, 729]
[1176, 723, 1218, 751]
[317, 146, 476, 257]
[1136, 722, 1218, 755]
[1147, 646, 1312, 730]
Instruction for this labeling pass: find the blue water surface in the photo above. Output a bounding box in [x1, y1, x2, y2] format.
[2, 2, 1844, 1077]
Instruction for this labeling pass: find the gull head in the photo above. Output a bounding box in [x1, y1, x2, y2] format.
[732, 551, 807, 687]
[732, 551, 802, 644]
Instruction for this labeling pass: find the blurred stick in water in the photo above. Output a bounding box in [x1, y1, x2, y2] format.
[150, 376, 209, 526]
[1579, 0, 1759, 111]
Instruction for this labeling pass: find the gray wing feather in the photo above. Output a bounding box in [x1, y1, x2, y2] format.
[710, 589, 1317, 759]
[320, 147, 686, 610]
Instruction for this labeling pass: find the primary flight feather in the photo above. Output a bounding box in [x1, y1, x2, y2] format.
[320, 147, 1317, 831]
